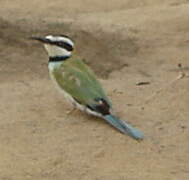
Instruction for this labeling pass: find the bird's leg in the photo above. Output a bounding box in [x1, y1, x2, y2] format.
[66, 104, 77, 115]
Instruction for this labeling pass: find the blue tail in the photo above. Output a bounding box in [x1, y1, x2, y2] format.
[103, 115, 144, 140]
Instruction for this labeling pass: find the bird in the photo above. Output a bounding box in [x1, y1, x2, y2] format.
[31, 34, 144, 140]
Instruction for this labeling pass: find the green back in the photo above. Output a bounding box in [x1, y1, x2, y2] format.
[52, 55, 112, 107]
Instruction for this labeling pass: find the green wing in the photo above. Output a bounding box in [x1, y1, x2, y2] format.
[51, 58, 144, 140]
[53, 58, 112, 107]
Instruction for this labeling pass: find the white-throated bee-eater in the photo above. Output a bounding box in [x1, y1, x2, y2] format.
[31, 35, 144, 140]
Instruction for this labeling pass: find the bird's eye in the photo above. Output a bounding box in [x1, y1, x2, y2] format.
[57, 42, 62, 46]
[55, 41, 73, 51]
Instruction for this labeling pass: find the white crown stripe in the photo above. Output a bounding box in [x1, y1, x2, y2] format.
[46, 35, 74, 47]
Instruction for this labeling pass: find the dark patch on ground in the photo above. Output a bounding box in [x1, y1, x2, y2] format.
[0, 18, 139, 80]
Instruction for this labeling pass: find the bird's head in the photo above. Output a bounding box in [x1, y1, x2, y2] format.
[31, 35, 74, 59]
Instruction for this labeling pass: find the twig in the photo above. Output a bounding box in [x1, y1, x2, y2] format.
[136, 81, 150, 86]
[144, 63, 188, 104]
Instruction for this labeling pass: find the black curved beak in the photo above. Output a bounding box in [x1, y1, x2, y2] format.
[30, 36, 50, 43]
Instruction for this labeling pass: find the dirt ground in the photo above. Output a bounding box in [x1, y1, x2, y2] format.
[0, 0, 189, 179]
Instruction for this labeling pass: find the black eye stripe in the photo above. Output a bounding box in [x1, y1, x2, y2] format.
[55, 42, 73, 51]
[46, 40, 73, 51]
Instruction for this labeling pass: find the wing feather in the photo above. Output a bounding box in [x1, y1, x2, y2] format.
[53, 58, 112, 108]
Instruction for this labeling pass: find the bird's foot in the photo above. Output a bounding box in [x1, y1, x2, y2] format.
[66, 107, 76, 115]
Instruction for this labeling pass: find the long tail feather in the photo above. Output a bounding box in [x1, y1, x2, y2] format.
[103, 114, 144, 140]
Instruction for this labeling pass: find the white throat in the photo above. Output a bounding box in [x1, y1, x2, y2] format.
[48, 61, 62, 72]
[44, 44, 71, 57]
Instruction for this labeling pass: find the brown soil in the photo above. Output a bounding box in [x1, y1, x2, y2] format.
[0, 0, 189, 179]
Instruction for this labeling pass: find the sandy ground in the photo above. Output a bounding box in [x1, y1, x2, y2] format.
[0, 0, 189, 179]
